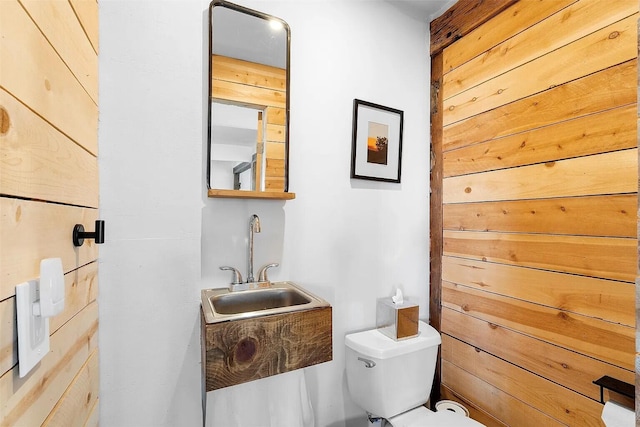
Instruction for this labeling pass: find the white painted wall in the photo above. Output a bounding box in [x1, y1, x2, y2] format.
[99, 1, 431, 426]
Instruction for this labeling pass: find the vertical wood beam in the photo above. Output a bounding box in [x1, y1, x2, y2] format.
[429, 51, 444, 406]
[635, 14, 640, 425]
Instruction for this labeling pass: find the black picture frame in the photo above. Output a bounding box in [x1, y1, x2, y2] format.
[350, 99, 404, 183]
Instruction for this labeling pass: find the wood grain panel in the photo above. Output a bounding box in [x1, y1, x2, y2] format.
[204, 307, 332, 391]
[442, 336, 605, 426]
[0, 197, 99, 301]
[433, 0, 638, 422]
[442, 307, 635, 400]
[83, 399, 99, 427]
[0, 302, 98, 427]
[212, 55, 286, 91]
[443, 14, 637, 126]
[442, 0, 576, 73]
[443, 230, 636, 282]
[20, 0, 98, 103]
[443, 60, 637, 151]
[442, 256, 635, 326]
[441, 360, 564, 427]
[430, 0, 516, 55]
[265, 159, 285, 178]
[442, 282, 634, 369]
[0, 88, 98, 207]
[266, 107, 285, 126]
[0, 0, 98, 154]
[42, 349, 99, 427]
[49, 262, 98, 334]
[0, 298, 16, 378]
[212, 80, 286, 109]
[443, 0, 637, 100]
[266, 123, 285, 143]
[265, 141, 285, 160]
[440, 386, 507, 427]
[68, 0, 99, 54]
[443, 105, 637, 176]
[265, 177, 285, 192]
[0, 262, 98, 376]
[443, 149, 637, 204]
[443, 194, 636, 238]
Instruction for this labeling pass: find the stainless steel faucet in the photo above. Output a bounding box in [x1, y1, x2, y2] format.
[247, 214, 261, 282]
[219, 214, 279, 291]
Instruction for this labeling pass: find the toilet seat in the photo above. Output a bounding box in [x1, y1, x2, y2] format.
[388, 406, 485, 427]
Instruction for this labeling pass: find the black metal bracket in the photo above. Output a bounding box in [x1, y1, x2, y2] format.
[593, 375, 634, 404]
[73, 220, 105, 247]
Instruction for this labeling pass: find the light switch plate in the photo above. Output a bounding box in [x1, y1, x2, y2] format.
[16, 280, 50, 378]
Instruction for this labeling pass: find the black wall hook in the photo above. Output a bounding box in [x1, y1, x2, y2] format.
[73, 220, 105, 247]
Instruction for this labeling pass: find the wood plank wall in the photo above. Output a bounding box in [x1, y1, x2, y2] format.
[0, 1, 100, 425]
[430, 0, 638, 425]
[211, 55, 287, 192]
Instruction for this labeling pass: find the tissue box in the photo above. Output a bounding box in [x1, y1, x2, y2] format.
[376, 297, 419, 341]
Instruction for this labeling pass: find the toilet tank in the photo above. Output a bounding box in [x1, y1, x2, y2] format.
[345, 321, 441, 419]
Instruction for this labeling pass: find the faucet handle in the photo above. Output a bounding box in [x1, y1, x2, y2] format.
[219, 266, 243, 284]
[258, 263, 279, 282]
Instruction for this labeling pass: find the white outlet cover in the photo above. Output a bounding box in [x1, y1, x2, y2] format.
[16, 280, 50, 378]
[35, 258, 65, 317]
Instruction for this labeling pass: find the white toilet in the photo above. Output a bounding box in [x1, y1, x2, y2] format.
[345, 320, 484, 427]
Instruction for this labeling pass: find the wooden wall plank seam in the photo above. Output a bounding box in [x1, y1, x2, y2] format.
[0, 0, 98, 154]
[443, 194, 637, 239]
[19, 0, 98, 103]
[442, 281, 635, 370]
[0, 87, 99, 207]
[441, 307, 634, 401]
[441, 255, 635, 327]
[68, 0, 99, 55]
[443, 0, 638, 100]
[440, 385, 508, 427]
[443, 14, 638, 126]
[443, 230, 636, 282]
[443, 149, 638, 204]
[0, 302, 99, 427]
[0, 197, 99, 301]
[443, 105, 637, 177]
[443, 60, 637, 151]
[442, 336, 605, 426]
[442, 0, 577, 74]
[42, 349, 99, 427]
[441, 360, 566, 427]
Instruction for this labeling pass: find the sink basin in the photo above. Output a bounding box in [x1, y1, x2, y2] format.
[201, 281, 330, 323]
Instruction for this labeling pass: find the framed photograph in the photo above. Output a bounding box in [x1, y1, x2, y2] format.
[350, 99, 404, 183]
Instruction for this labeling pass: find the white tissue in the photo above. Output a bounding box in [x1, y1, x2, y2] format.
[601, 401, 634, 427]
[392, 288, 403, 304]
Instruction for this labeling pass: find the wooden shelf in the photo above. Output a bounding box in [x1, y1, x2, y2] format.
[208, 189, 295, 200]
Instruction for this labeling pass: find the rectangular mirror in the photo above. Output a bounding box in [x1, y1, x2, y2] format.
[207, 1, 293, 199]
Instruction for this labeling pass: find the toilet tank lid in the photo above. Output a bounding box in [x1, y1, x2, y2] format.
[345, 321, 441, 359]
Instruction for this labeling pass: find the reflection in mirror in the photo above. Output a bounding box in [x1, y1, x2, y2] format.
[207, 1, 291, 197]
[211, 102, 264, 191]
